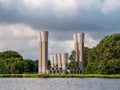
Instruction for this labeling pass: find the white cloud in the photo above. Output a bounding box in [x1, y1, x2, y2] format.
[0, 23, 38, 59]
[101, 0, 120, 14]
[85, 33, 99, 48]
[0, 24, 37, 38]
[20, 0, 102, 18]
[52, 0, 78, 18]
[77, 0, 101, 10]
[49, 39, 73, 55]
[22, 0, 44, 10]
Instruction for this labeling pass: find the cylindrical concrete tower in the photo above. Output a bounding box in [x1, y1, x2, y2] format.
[38, 31, 49, 74]
[53, 54, 58, 67]
[77, 33, 84, 73]
[73, 34, 79, 67]
[50, 55, 54, 68]
[61, 53, 68, 70]
[38, 32, 42, 74]
[57, 54, 62, 68]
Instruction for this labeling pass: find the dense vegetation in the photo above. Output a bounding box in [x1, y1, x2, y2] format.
[69, 33, 120, 74]
[0, 50, 38, 74]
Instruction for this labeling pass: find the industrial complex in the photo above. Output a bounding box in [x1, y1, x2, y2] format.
[38, 31, 84, 74]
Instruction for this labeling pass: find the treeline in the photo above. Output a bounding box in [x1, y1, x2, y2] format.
[69, 33, 120, 74]
[84, 33, 120, 74]
[0, 51, 38, 74]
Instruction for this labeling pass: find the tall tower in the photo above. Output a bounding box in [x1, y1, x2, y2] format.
[38, 31, 49, 74]
[73, 34, 79, 67]
[78, 33, 84, 73]
[73, 32, 84, 73]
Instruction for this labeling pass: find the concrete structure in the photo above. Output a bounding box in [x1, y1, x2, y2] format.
[73, 33, 84, 73]
[53, 54, 58, 67]
[73, 34, 79, 67]
[77, 33, 84, 73]
[57, 54, 62, 68]
[38, 31, 49, 74]
[61, 53, 68, 74]
[38, 31, 84, 74]
[61, 53, 68, 70]
[50, 55, 54, 68]
[49, 53, 68, 74]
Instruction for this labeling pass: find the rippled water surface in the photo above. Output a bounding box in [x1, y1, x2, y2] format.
[0, 78, 120, 90]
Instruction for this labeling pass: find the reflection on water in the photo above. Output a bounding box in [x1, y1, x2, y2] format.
[0, 78, 120, 90]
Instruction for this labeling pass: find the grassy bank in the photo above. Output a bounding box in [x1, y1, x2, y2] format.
[0, 74, 120, 78]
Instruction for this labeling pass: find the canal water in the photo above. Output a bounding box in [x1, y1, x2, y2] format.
[0, 78, 120, 90]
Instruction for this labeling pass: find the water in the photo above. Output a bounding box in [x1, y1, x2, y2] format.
[0, 78, 120, 90]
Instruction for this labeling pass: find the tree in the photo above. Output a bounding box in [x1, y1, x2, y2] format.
[68, 51, 75, 68]
[84, 47, 91, 67]
[23, 59, 35, 73]
[0, 50, 39, 74]
[98, 59, 120, 74]
[34, 60, 38, 73]
[10, 59, 24, 74]
[85, 33, 120, 74]
[0, 60, 6, 74]
[0, 50, 23, 60]
[96, 33, 120, 60]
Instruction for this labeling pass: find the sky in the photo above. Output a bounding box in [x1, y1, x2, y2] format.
[0, 0, 120, 60]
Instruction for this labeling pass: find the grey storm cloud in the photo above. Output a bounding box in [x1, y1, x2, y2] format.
[0, 0, 120, 37]
[0, 0, 120, 59]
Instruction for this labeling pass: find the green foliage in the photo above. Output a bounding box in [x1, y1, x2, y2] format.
[0, 50, 23, 60]
[48, 60, 51, 69]
[10, 59, 24, 74]
[98, 59, 120, 74]
[96, 33, 120, 60]
[0, 58, 24, 74]
[34, 60, 38, 73]
[23, 59, 35, 73]
[84, 47, 91, 67]
[0, 60, 6, 73]
[68, 51, 75, 68]
[0, 50, 38, 74]
[84, 33, 120, 74]
[85, 47, 99, 74]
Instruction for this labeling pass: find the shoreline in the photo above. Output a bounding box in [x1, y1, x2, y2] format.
[0, 74, 120, 78]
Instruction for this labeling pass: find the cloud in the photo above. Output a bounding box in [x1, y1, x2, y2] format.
[21, 0, 45, 10]
[0, 0, 120, 34]
[52, 0, 78, 18]
[49, 40, 73, 54]
[0, 0, 120, 59]
[0, 23, 98, 59]
[0, 24, 37, 38]
[0, 0, 12, 7]
[101, 0, 120, 14]
[0, 23, 38, 59]
[77, 0, 101, 10]
[85, 34, 99, 48]
[0, 23, 75, 60]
